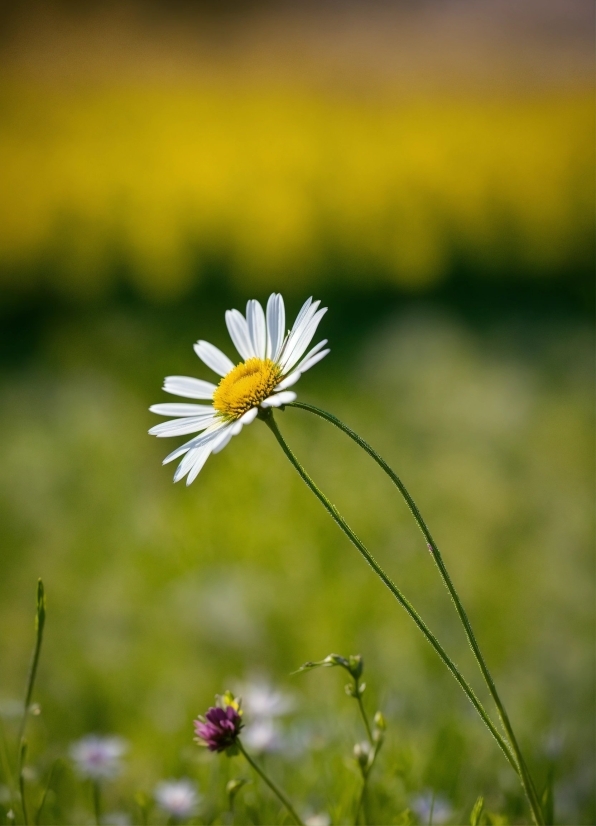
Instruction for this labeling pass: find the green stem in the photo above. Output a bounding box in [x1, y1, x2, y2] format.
[355, 738, 383, 825]
[288, 401, 544, 824]
[356, 694, 373, 745]
[35, 760, 60, 826]
[354, 680, 373, 825]
[17, 581, 46, 759]
[237, 739, 304, 826]
[355, 777, 367, 826]
[260, 409, 517, 771]
[263, 411, 517, 773]
[19, 741, 28, 825]
[92, 780, 101, 826]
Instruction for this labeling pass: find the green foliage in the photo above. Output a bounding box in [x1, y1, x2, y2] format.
[0, 302, 593, 824]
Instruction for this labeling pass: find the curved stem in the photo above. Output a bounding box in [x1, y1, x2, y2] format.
[288, 401, 543, 824]
[237, 739, 304, 826]
[262, 411, 517, 774]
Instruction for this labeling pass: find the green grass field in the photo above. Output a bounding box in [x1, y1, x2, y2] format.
[0, 292, 593, 824]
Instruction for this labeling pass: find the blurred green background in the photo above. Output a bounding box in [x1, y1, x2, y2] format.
[0, 1, 593, 823]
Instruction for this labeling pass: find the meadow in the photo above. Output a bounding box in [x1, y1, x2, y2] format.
[0, 3, 593, 824]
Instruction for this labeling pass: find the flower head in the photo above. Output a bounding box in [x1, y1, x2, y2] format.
[149, 294, 329, 484]
[69, 734, 127, 780]
[194, 692, 243, 752]
[154, 779, 200, 818]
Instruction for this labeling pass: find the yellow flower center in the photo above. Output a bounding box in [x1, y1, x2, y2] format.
[213, 358, 281, 419]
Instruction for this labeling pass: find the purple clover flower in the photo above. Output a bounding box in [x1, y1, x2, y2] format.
[194, 697, 243, 752]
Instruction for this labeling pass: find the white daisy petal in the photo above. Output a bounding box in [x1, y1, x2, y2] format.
[266, 293, 286, 360]
[246, 300, 267, 359]
[193, 340, 235, 377]
[226, 310, 256, 360]
[293, 338, 328, 370]
[174, 446, 207, 483]
[150, 403, 215, 417]
[211, 429, 234, 454]
[275, 371, 301, 391]
[273, 390, 298, 405]
[278, 300, 320, 367]
[186, 444, 214, 485]
[282, 308, 327, 372]
[239, 407, 259, 425]
[296, 347, 330, 375]
[163, 376, 217, 400]
[231, 420, 244, 436]
[261, 391, 297, 408]
[149, 415, 219, 438]
[162, 423, 226, 464]
[292, 296, 314, 332]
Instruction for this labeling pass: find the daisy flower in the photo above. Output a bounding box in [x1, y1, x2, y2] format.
[149, 294, 329, 484]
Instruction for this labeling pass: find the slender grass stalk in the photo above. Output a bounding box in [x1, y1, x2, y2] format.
[19, 741, 28, 825]
[288, 401, 544, 824]
[17, 581, 46, 751]
[17, 580, 46, 826]
[35, 760, 61, 826]
[263, 412, 513, 760]
[429, 791, 436, 825]
[237, 739, 304, 826]
[356, 696, 373, 745]
[92, 779, 101, 826]
[354, 734, 383, 826]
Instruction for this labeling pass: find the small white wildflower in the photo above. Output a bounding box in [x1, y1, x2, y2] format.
[411, 791, 452, 824]
[240, 680, 295, 719]
[242, 720, 283, 754]
[154, 779, 200, 818]
[305, 814, 331, 826]
[69, 735, 127, 780]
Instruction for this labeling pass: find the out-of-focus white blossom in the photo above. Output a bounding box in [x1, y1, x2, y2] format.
[69, 735, 127, 780]
[305, 814, 331, 826]
[411, 791, 452, 824]
[154, 779, 200, 818]
[240, 680, 295, 719]
[242, 719, 283, 754]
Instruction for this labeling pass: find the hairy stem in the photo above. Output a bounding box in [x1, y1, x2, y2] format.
[237, 739, 304, 825]
[263, 411, 516, 773]
[288, 401, 543, 824]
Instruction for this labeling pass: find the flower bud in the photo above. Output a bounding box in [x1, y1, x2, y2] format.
[325, 654, 350, 669]
[374, 711, 386, 731]
[353, 741, 371, 772]
[348, 655, 363, 680]
[226, 778, 248, 798]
